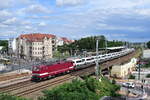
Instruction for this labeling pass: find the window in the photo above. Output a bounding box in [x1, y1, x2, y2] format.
[76, 60, 82, 63]
[32, 66, 40, 71]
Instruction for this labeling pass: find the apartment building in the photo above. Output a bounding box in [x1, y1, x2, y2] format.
[16, 33, 55, 59]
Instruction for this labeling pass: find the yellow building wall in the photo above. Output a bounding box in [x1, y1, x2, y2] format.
[111, 58, 137, 78]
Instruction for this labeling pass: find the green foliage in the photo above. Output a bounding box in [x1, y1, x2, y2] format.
[0, 40, 8, 52]
[0, 93, 28, 100]
[143, 60, 150, 68]
[39, 77, 120, 100]
[147, 41, 150, 49]
[58, 36, 124, 54]
[0, 40, 8, 47]
[128, 74, 135, 79]
[53, 51, 70, 59]
[112, 78, 116, 84]
[53, 51, 62, 58]
[146, 74, 150, 78]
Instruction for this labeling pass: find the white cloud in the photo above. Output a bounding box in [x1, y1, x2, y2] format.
[0, 0, 32, 9]
[0, 10, 12, 17]
[0, 0, 13, 9]
[135, 9, 150, 16]
[20, 4, 51, 14]
[21, 20, 31, 25]
[56, 0, 85, 6]
[38, 22, 46, 26]
[3, 17, 17, 25]
[0, 24, 8, 28]
[24, 25, 32, 29]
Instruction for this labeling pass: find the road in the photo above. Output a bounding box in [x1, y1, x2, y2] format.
[117, 81, 149, 100]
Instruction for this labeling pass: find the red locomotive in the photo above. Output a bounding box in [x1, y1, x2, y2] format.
[32, 61, 74, 81]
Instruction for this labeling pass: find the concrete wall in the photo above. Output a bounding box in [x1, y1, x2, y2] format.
[111, 58, 137, 78]
[143, 49, 150, 59]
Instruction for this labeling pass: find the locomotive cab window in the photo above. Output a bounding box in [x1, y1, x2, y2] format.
[32, 66, 40, 71]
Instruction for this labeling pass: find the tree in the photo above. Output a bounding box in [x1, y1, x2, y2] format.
[147, 41, 150, 49]
[53, 51, 62, 58]
[0, 40, 8, 53]
[146, 74, 150, 78]
[58, 35, 124, 55]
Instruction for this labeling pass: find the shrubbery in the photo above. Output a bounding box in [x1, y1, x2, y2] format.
[39, 77, 120, 100]
[146, 74, 150, 78]
[143, 60, 150, 68]
[0, 93, 27, 100]
[128, 74, 135, 79]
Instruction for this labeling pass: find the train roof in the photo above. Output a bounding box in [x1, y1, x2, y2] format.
[106, 46, 125, 50]
[33, 60, 72, 68]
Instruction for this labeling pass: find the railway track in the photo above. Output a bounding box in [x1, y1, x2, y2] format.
[0, 80, 35, 93]
[15, 75, 75, 97]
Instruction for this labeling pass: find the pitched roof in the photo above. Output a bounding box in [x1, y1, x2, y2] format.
[61, 37, 74, 43]
[18, 33, 56, 42]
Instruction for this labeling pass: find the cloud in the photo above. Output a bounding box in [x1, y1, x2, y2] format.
[56, 0, 85, 6]
[0, 0, 13, 9]
[19, 4, 51, 15]
[24, 25, 32, 29]
[2, 17, 17, 25]
[0, 0, 33, 9]
[38, 22, 46, 26]
[0, 10, 12, 22]
[135, 9, 150, 16]
[21, 20, 31, 25]
[0, 10, 12, 17]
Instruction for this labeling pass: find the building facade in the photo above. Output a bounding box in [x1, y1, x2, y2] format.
[111, 58, 137, 78]
[8, 38, 17, 56]
[16, 33, 54, 59]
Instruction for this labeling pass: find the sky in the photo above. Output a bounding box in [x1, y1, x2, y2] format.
[0, 0, 150, 42]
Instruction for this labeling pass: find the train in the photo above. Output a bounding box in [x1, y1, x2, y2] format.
[31, 48, 135, 81]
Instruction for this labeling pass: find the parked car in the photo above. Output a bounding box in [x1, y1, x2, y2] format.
[122, 82, 135, 88]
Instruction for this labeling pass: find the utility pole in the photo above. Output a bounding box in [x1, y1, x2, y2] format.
[105, 38, 107, 54]
[95, 37, 101, 81]
[95, 39, 99, 80]
[138, 44, 144, 81]
[138, 61, 141, 80]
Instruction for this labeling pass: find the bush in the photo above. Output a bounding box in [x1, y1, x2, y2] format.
[146, 74, 150, 78]
[39, 77, 120, 100]
[144, 63, 150, 68]
[128, 75, 135, 79]
[112, 79, 116, 84]
[0, 93, 28, 100]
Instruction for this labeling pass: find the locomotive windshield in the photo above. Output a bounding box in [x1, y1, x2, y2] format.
[32, 66, 40, 71]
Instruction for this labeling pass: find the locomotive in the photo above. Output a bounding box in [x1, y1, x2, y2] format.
[32, 61, 74, 81]
[31, 48, 134, 81]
